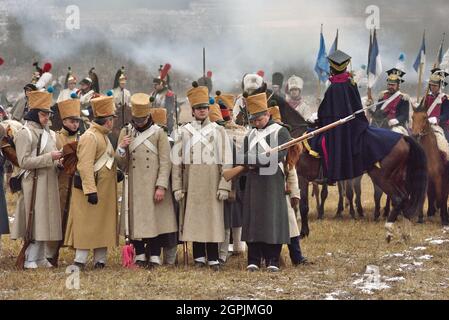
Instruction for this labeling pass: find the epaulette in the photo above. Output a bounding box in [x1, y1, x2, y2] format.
[378, 90, 388, 101]
[401, 93, 410, 101]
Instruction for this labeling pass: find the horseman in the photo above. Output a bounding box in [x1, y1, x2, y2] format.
[424, 68, 449, 143]
[314, 49, 402, 184]
[367, 68, 410, 136]
[271, 72, 285, 99]
[233, 73, 307, 136]
[286, 75, 317, 124]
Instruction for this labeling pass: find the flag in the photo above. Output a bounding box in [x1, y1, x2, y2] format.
[435, 33, 445, 68]
[413, 32, 426, 73]
[314, 28, 329, 83]
[329, 29, 339, 56]
[368, 29, 382, 88]
[440, 47, 449, 72]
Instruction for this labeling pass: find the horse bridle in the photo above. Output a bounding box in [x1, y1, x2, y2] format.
[413, 124, 431, 142]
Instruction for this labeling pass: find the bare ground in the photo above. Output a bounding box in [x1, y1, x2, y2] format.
[1, 176, 449, 300]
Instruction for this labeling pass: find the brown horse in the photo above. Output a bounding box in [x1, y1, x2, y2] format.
[411, 110, 449, 226]
[296, 135, 428, 241]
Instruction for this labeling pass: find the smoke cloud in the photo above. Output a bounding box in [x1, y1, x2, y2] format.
[2, 0, 449, 95]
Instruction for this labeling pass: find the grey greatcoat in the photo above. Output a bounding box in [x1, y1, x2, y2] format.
[241, 120, 291, 244]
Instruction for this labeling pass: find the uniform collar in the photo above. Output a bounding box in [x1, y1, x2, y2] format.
[91, 122, 111, 134]
[193, 117, 211, 127]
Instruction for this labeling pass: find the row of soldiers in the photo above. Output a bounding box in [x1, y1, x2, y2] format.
[2, 54, 449, 271]
[365, 66, 449, 159]
[1, 68, 310, 272]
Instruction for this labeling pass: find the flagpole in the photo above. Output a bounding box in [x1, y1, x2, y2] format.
[417, 62, 424, 103]
[317, 78, 321, 100]
[367, 29, 373, 103]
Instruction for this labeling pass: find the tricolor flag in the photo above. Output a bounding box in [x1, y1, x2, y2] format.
[435, 33, 446, 68]
[413, 31, 426, 73]
[368, 29, 382, 88]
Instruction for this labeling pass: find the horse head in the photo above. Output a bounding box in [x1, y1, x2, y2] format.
[411, 109, 431, 140]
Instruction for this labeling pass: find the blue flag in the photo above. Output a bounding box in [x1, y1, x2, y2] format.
[413, 32, 426, 73]
[368, 29, 382, 88]
[314, 31, 329, 83]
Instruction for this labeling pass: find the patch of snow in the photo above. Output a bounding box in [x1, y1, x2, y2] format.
[384, 276, 405, 282]
[418, 255, 433, 260]
[383, 253, 405, 258]
[324, 290, 347, 300]
[352, 265, 390, 294]
[428, 239, 449, 245]
[413, 246, 427, 251]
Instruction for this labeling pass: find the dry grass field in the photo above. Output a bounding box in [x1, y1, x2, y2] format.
[1, 175, 449, 300]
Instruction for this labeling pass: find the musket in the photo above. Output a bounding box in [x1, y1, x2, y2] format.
[172, 95, 188, 265]
[124, 125, 131, 246]
[121, 87, 126, 128]
[223, 100, 387, 182]
[180, 162, 188, 266]
[16, 133, 42, 269]
[49, 134, 80, 267]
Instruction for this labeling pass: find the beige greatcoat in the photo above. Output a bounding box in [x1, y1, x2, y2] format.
[11, 121, 62, 241]
[286, 166, 300, 238]
[64, 122, 118, 249]
[117, 123, 177, 239]
[172, 118, 232, 243]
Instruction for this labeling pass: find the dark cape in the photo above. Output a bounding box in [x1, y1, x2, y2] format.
[313, 72, 402, 183]
[241, 120, 290, 244]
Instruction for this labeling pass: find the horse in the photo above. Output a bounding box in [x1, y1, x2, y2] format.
[411, 109, 449, 226]
[336, 177, 364, 219]
[278, 95, 363, 236]
[295, 132, 427, 241]
[368, 109, 396, 221]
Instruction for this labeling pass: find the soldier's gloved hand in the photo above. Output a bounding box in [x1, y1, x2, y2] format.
[388, 119, 399, 127]
[87, 193, 98, 205]
[429, 117, 438, 125]
[174, 190, 184, 202]
[217, 190, 229, 201]
[290, 197, 300, 210]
